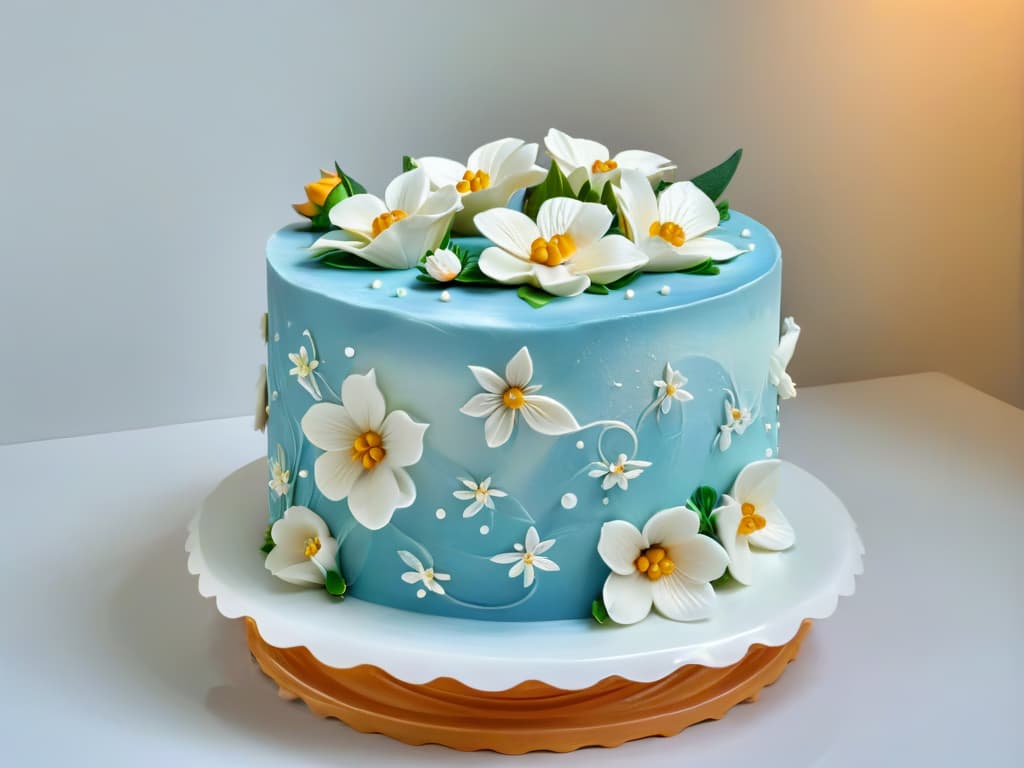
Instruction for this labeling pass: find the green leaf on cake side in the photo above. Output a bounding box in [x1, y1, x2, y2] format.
[591, 597, 610, 624]
[524, 162, 574, 220]
[679, 259, 720, 276]
[324, 569, 347, 598]
[260, 525, 275, 555]
[689, 148, 742, 202]
[517, 285, 557, 309]
[402, 155, 417, 172]
[316, 250, 386, 271]
[716, 199, 731, 222]
[604, 271, 642, 290]
[584, 283, 610, 295]
[686, 485, 721, 539]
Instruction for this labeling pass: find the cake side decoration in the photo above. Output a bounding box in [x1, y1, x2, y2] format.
[453, 476, 509, 519]
[300, 369, 429, 530]
[489, 526, 560, 588]
[288, 340, 322, 401]
[254, 364, 268, 432]
[597, 506, 729, 625]
[713, 459, 795, 585]
[716, 390, 754, 452]
[652, 362, 694, 416]
[587, 453, 652, 492]
[770, 316, 801, 399]
[397, 549, 451, 598]
[264, 505, 346, 596]
[268, 444, 291, 499]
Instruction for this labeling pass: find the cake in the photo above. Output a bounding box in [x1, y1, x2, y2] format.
[258, 130, 801, 625]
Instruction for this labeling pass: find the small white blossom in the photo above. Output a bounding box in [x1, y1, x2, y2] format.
[588, 453, 652, 491]
[397, 550, 450, 595]
[288, 346, 322, 401]
[653, 362, 694, 415]
[453, 476, 508, 518]
[489, 527, 559, 588]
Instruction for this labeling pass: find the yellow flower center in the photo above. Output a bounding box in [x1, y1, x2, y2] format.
[737, 501, 767, 536]
[456, 169, 491, 194]
[665, 384, 677, 397]
[649, 220, 686, 247]
[303, 536, 321, 558]
[591, 158, 618, 174]
[351, 430, 386, 470]
[502, 386, 526, 409]
[731, 408, 742, 421]
[634, 546, 675, 581]
[529, 232, 576, 267]
[296, 357, 316, 377]
[371, 209, 408, 238]
[523, 553, 535, 565]
[611, 464, 624, 474]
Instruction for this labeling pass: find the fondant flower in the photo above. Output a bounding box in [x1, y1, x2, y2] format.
[474, 197, 647, 297]
[301, 370, 428, 530]
[544, 128, 675, 195]
[293, 169, 344, 225]
[415, 138, 547, 235]
[288, 346, 322, 401]
[614, 169, 745, 271]
[264, 506, 339, 586]
[769, 317, 801, 400]
[269, 449, 290, 498]
[423, 248, 462, 283]
[398, 550, 450, 596]
[453, 476, 508, 518]
[717, 393, 753, 452]
[713, 459, 795, 585]
[654, 362, 694, 415]
[254, 365, 268, 431]
[460, 346, 580, 448]
[588, 453, 652, 491]
[598, 506, 728, 624]
[310, 168, 462, 269]
[490, 526, 559, 588]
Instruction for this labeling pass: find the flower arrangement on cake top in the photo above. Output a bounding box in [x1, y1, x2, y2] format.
[293, 130, 747, 307]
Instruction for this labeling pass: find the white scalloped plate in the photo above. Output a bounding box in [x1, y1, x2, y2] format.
[186, 459, 863, 692]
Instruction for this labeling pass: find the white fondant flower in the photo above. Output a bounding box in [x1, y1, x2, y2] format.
[588, 453, 652, 491]
[717, 393, 753, 452]
[310, 168, 462, 269]
[544, 128, 675, 195]
[415, 138, 547, 235]
[398, 550, 450, 595]
[769, 317, 801, 400]
[460, 346, 580, 448]
[474, 197, 647, 297]
[301, 370, 428, 530]
[713, 459, 795, 585]
[424, 248, 462, 283]
[264, 506, 339, 586]
[490, 526, 559, 588]
[254, 365, 268, 431]
[269, 456, 291, 498]
[288, 346, 323, 401]
[654, 362, 694, 415]
[598, 506, 728, 624]
[453, 476, 508, 518]
[614, 169, 745, 271]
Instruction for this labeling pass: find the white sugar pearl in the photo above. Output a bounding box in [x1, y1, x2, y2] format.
[440, 290, 451, 302]
[479, 525, 490, 535]
[748, 243, 756, 251]
[344, 346, 355, 358]
[602, 497, 610, 506]
[271, 390, 278, 400]
[370, 279, 383, 289]
[416, 589, 426, 599]
[765, 423, 773, 432]
[298, 469, 308, 479]
[575, 440, 584, 450]
[435, 508, 446, 520]
[561, 493, 578, 510]
[741, 228, 752, 238]
[273, 333, 280, 342]
[625, 289, 635, 300]
[765, 448, 774, 457]
[659, 285, 671, 296]
[395, 287, 407, 298]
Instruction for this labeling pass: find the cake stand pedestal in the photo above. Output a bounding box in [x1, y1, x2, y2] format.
[187, 460, 862, 754]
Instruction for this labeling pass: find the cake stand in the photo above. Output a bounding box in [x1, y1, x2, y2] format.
[187, 459, 863, 753]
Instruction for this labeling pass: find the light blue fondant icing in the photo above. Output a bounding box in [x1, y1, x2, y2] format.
[265, 211, 782, 620]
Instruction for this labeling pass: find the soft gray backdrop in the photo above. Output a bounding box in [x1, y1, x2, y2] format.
[1, 0, 1021, 444]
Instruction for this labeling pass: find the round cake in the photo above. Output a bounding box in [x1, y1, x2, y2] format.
[258, 131, 801, 624]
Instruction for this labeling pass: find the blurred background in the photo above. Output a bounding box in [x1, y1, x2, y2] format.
[1, 0, 1021, 444]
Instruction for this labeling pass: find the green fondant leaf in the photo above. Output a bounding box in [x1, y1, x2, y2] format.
[687, 485, 721, 538]
[605, 270, 641, 290]
[317, 250, 385, 270]
[679, 259, 720, 276]
[524, 162, 574, 220]
[716, 198, 731, 222]
[576, 180, 600, 204]
[712, 570, 733, 589]
[260, 525, 275, 555]
[324, 570, 347, 598]
[585, 283, 610, 295]
[689, 148, 742, 202]
[402, 155, 417, 172]
[517, 284, 556, 309]
[600, 180, 619, 218]
[335, 162, 367, 196]
[591, 597, 610, 624]
[654, 179, 672, 195]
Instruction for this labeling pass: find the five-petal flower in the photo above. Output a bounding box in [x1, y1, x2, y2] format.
[490, 527, 559, 588]
[460, 346, 580, 448]
[288, 346, 323, 401]
[544, 128, 675, 195]
[301, 370, 428, 530]
[264, 506, 339, 586]
[654, 362, 694, 415]
[474, 197, 647, 297]
[453, 476, 508, 518]
[310, 168, 462, 269]
[769, 317, 801, 400]
[588, 453, 652, 491]
[415, 137, 547, 235]
[598, 506, 729, 624]
[717, 393, 753, 452]
[614, 169, 745, 271]
[398, 550, 450, 596]
[713, 459, 795, 585]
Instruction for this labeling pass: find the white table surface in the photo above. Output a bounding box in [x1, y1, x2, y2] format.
[2, 373, 1021, 767]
